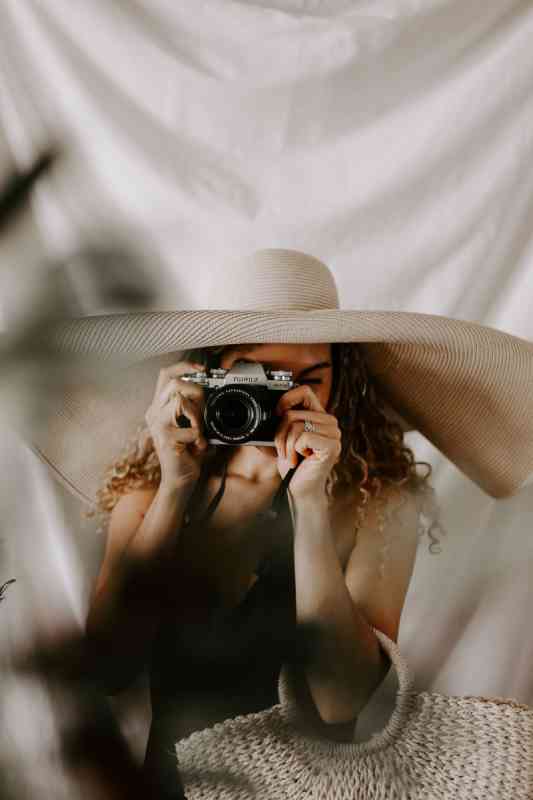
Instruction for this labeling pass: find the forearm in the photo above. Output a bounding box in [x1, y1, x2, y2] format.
[85, 483, 192, 688]
[123, 482, 191, 567]
[288, 491, 390, 725]
[90, 483, 191, 623]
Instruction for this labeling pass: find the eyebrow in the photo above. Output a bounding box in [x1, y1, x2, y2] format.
[297, 361, 332, 377]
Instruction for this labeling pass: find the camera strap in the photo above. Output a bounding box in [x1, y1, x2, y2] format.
[259, 456, 302, 521]
[187, 452, 303, 528]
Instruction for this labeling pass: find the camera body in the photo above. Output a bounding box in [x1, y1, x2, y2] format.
[180, 359, 297, 446]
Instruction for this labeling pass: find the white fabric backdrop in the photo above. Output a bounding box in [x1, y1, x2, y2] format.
[1, 0, 533, 783]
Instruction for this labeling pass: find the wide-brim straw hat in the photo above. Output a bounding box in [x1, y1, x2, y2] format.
[13, 248, 533, 508]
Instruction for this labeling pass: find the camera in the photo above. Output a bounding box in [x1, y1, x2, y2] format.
[180, 360, 297, 446]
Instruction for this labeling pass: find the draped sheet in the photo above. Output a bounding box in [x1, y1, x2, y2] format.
[1, 0, 533, 788]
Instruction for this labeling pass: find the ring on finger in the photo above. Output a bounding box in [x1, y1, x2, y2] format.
[285, 420, 317, 460]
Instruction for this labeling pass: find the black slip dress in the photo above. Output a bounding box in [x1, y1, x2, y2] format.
[142, 457, 298, 799]
[142, 457, 355, 798]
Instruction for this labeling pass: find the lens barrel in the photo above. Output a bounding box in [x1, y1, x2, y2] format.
[206, 386, 262, 443]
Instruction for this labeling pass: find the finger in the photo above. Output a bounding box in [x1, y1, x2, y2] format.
[154, 361, 204, 399]
[163, 394, 204, 435]
[146, 396, 200, 440]
[277, 409, 336, 423]
[275, 419, 301, 462]
[276, 411, 338, 443]
[157, 376, 205, 410]
[163, 411, 199, 443]
[285, 424, 302, 466]
[275, 410, 336, 441]
[276, 418, 338, 461]
[179, 395, 207, 444]
[154, 362, 189, 397]
[278, 421, 304, 462]
[276, 384, 324, 415]
[294, 432, 341, 463]
[280, 423, 298, 466]
[286, 423, 337, 465]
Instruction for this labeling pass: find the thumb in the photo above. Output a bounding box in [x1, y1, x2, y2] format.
[138, 429, 153, 459]
[276, 449, 292, 481]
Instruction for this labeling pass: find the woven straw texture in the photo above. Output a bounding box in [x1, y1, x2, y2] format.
[9, 248, 533, 504]
[17, 307, 533, 508]
[174, 628, 533, 799]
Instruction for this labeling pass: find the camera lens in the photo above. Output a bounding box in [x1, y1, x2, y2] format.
[214, 394, 253, 434]
[206, 386, 261, 442]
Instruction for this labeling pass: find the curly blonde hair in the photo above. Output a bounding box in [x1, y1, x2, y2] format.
[84, 342, 446, 562]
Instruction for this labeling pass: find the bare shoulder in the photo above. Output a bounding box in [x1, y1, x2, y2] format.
[343, 483, 420, 641]
[108, 486, 159, 534]
[104, 487, 159, 561]
[353, 483, 420, 549]
[334, 481, 417, 527]
[92, 486, 159, 598]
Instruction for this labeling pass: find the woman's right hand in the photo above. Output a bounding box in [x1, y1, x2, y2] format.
[144, 360, 209, 491]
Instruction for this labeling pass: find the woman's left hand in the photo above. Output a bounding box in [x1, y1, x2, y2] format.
[274, 384, 342, 499]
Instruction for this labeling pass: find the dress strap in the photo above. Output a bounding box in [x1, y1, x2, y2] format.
[255, 469, 297, 581]
[255, 463, 296, 523]
[183, 457, 229, 529]
[184, 452, 300, 530]
[200, 457, 229, 524]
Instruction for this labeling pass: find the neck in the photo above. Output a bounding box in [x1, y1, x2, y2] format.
[224, 443, 282, 485]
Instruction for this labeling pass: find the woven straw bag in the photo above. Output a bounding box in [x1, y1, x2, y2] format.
[174, 627, 533, 799]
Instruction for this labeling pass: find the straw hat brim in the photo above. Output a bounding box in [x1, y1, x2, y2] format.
[12, 308, 533, 507]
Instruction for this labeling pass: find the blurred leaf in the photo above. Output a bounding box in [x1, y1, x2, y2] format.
[0, 148, 59, 233]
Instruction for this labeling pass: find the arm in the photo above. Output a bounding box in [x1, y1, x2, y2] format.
[85, 483, 192, 694]
[286, 485, 419, 726]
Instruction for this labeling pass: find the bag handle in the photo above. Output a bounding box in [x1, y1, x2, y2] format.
[277, 626, 417, 753]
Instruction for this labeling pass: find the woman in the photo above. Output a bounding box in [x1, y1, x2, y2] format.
[85, 337, 442, 799]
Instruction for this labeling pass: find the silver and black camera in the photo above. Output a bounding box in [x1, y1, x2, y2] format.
[180, 360, 297, 446]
